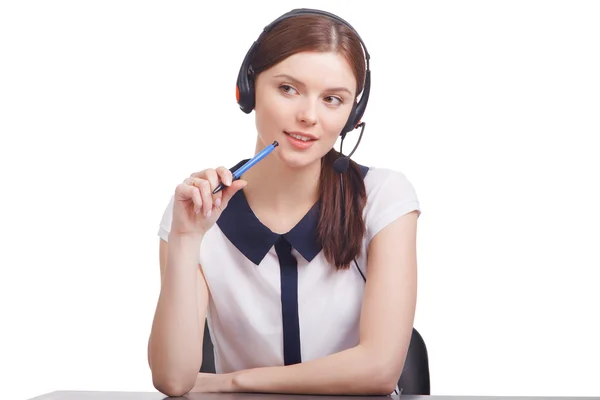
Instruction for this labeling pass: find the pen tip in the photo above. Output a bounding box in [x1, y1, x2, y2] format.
[273, 141, 279, 147]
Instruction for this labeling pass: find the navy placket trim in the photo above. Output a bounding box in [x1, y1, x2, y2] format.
[274, 236, 302, 365]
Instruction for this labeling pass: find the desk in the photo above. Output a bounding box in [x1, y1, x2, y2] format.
[28, 392, 600, 400]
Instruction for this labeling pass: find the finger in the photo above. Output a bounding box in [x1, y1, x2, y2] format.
[179, 181, 203, 213]
[221, 180, 248, 208]
[194, 178, 213, 217]
[203, 168, 222, 208]
[214, 166, 233, 210]
[215, 166, 233, 187]
[189, 169, 207, 179]
[187, 184, 203, 214]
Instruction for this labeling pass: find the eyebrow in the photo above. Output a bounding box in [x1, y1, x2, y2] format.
[273, 73, 352, 95]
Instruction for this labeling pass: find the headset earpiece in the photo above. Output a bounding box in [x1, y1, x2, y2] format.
[236, 42, 259, 114]
[341, 69, 370, 136]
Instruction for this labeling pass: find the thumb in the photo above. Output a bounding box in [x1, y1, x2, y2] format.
[221, 180, 247, 208]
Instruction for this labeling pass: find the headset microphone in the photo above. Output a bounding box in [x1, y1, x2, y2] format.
[333, 156, 350, 174]
[333, 122, 366, 174]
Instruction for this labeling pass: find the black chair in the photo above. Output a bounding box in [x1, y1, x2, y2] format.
[200, 324, 430, 395]
[200, 323, 215, 374]
[397, 327, 430, 395]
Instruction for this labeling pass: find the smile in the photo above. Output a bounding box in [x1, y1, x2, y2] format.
[284, 131, 318, 141]
[289, 133, 312, 141]
[284, 131, 318, 150]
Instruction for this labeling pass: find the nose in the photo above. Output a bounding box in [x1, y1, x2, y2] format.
[296, 97, 318, 126]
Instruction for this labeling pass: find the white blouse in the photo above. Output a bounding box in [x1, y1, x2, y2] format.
[158, 163, 421, 380]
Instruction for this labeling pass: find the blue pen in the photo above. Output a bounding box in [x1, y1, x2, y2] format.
[212, 141, 279, 194]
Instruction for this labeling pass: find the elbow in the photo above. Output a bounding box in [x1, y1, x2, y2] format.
[147, 345, 201, 396]
[372, 379, 398, 396]
[365, 358, 402, 395]
[152, 373, 195, 397]
[367, 373, 397, 396]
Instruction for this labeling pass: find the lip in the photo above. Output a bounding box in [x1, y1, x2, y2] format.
[285, 131, 318, 140]
[284, 131, 317, 150]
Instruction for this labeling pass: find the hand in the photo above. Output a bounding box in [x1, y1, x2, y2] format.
[191, 372, 237, 393]
[170, 166, 247, 237]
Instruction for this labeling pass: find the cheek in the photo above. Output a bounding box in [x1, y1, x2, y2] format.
[319, 108, 351, 140]
[256, 95, 289, 131]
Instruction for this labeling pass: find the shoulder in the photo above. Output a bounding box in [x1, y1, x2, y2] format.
[363, 166, 417, 195]
[360, 166, 421, 243]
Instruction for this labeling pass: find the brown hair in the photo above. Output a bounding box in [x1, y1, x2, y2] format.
[251, 14, 368, 269]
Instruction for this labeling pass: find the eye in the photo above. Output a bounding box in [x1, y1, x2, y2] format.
[324, 96, 343, 105]
[280, 85, 298, 95]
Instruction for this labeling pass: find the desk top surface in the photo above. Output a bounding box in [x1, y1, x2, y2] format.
[28, 392, 600, 400]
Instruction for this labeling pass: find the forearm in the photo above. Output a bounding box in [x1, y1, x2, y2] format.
[232, 344, 396, 395]
[148, 233, 205, 394]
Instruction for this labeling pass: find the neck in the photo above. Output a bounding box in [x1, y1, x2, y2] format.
[241, 137, 321, 214]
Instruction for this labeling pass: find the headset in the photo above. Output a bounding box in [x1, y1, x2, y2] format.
[235, 8, 371, 168]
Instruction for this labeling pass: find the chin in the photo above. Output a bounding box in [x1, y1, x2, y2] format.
[277, 149, 323, 169]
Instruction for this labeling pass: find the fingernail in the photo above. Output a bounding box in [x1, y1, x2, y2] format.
[195, 208, 201, 214]
[215, 198, 221, 207]
[205, 210, 212, 217]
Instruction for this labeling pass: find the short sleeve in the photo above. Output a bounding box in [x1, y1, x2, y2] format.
[158, 195, 175, 242]
[363, 168, 421, 243]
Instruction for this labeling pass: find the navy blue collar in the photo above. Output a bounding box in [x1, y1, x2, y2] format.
[217, 159, 369, 265]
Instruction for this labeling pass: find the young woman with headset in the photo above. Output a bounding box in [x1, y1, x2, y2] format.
[148, 8, 421, 397]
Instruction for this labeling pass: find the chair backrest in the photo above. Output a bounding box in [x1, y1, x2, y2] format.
[200, 323, 215, 373]
[200, 323, 430, 395]
[397, 327, 431, 395]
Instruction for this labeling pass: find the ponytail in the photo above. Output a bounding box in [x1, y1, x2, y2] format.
[316, 149, 367, 269]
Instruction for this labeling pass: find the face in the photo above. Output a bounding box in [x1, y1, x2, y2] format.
[253, 51, 357, 169]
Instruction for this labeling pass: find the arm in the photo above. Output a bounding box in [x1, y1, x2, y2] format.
[148, 233, 210, 396]
[225, 210, 419, 395]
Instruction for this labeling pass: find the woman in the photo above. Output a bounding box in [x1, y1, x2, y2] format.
[148, 8, 421, 397]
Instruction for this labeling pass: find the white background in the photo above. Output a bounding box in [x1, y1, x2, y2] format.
[1, 1, 599, 399]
